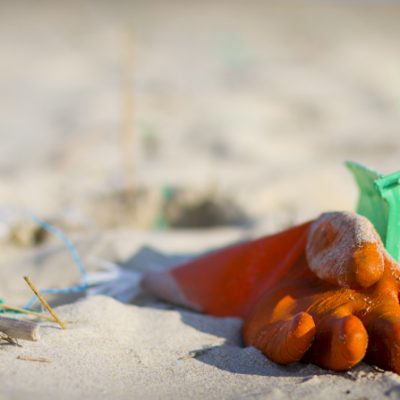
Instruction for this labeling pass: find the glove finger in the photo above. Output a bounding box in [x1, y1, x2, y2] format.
[305, 314, 367, 371]
[362, 303, 400, 373]
[243, 311, 316, 365]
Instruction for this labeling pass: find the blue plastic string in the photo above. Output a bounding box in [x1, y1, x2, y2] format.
[24, 213, 89, 308]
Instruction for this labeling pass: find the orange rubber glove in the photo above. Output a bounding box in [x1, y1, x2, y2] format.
[142, 211, 400, 373]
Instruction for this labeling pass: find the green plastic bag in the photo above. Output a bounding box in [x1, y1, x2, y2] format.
[346, 161, 400, 262]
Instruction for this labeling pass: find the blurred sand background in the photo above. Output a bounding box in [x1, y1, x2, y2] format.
[1, 0, 400, 228]
[1, 0, 400, 399]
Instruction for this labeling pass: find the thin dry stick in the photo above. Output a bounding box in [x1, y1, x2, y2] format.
[17, 354, 51, 363]
[120, 33, 136, 193]
[0, 304, 55, 322]
[1, 333, 21, 346]
[23, 276, 67, 330]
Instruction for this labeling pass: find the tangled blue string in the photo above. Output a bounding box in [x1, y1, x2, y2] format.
[24, 213, 89, 308]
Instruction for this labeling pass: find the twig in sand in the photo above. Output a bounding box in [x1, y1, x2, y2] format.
[23, 276, 67, 330]
[120, 32, 136, 193]
[0, 316, 39, 341]
[0, 332, 21, 346]
[0, 303, 56, 322]
[17, 354, 51, 363]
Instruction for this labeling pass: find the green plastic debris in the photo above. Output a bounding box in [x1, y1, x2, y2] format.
[152, 185, 177, 230]
[375, 171, 400, 262]
[346, 161, 400, 262]
[346, 161, 388, 242]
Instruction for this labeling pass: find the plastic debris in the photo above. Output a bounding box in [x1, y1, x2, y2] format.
[346, 161, 400, 262]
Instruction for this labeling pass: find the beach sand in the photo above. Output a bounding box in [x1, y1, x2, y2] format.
[2, 294, 400, 400]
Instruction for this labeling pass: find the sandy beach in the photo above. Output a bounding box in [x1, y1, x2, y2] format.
[1, 0, 400, 398]
[2, 295, 400, 400]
